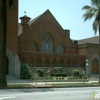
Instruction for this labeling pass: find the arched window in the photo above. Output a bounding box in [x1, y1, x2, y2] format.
[36, 59, 42, 67]
[28, 58, 34, 67]
[59, 59, 64, 67]
[66, 60, 71, 67]
[44, 59, 50, 67]
[41, 33, 54, 52]
[52, 59, 57, 67]
[29, 42, 38, 52]
[9, 0, 13, 8]
[78, 60, 83, 67]
[57, 45, 64, 53]
[72, 60, 77, 67]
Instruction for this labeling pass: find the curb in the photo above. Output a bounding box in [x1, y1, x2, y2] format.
[0, 85, 100, 89]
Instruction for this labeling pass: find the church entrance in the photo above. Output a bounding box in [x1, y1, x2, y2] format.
[92, 58, 98, 74]
[6, 56, 9, 75]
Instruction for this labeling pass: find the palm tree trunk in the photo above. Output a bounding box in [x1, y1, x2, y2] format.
[99, 23, 100, 83]
[0, 0, 7, 87]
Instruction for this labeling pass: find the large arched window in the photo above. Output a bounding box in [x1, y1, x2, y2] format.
[57, 45, 64, 53]
[41, 33, 54, 52]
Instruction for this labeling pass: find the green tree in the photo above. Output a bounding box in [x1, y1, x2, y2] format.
[0, 0, 7, 87]
[36, 68, 44, 77]
[82, 0, 100, 83]
[72, 69, 80, 77]
[20, 63, 32, 79]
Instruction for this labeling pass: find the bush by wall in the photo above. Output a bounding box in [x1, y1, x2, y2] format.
[72, 69, 80, 77]
[20, 63, 32, 79]
[36, 68, 44, 77]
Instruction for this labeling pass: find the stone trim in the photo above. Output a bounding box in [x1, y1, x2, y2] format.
[6, 49, 15, 76]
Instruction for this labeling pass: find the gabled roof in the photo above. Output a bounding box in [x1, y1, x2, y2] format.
[28, 14, 42, 26]
[18, 9, 65, 36]
[78, 36, 99, 44]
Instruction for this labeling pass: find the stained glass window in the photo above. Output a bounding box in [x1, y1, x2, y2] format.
[41, 33, 53, 52]
[57, 45, 64, 53]
[29, 42, 37, 52]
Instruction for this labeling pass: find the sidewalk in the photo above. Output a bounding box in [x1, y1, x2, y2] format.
[6, 75, 99, 87]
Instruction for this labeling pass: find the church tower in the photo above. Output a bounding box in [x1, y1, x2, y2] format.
[7, 0, 18, 54]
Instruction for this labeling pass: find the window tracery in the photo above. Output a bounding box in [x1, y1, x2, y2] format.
[41, 33, 53, 52]
[29, 42, 37, 52]
[57, 45, 64, 53]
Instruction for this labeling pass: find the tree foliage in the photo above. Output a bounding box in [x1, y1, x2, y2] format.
[20, 63, 32, 79]
[36, 68, 44, 77]
[0, 0, 7, 87]
[72, 69, 80, 77]
[82, 0, 100, 34]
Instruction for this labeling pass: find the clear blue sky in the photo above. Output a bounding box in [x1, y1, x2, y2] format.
[19, 0, 99, 40]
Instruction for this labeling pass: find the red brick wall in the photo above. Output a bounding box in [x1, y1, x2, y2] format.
[78, 43, 99, 60]
[18, 10, 78, 54]
[7, 0, 18, 54]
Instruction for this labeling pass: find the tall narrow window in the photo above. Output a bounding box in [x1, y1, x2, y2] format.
[36, 59, 42, 67]
[72, 60, 77, 67]
[52, 59, 57, 67]
[59, 59, 64, 67]
[9, 0, 13, 8]
[66, 60, 71, 67]
[44, 59, 50, 67]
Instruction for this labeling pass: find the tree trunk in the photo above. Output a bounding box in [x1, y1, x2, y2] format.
[0, 0, 7, 87]
[99, 23, 100, 83]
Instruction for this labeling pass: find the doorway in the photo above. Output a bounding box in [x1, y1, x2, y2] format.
[92, 58, 98, 74]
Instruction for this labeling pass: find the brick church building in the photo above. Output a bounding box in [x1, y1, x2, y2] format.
[6, 0, 99, 78]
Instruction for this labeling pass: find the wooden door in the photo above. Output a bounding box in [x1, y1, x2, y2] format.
[92, 58, 98, 74]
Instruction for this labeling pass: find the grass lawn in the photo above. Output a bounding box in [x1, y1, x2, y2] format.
[47, 83, 100, 87]
[7, 84, 33, 88]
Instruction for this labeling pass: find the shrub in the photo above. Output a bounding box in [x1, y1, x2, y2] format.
[47, 76, 53, 80]
[51, 73, 67, 77]
[82, 75, 88, 79]
[79, 74, 84, 78]
[72, 69, 80, 77]
[36, 68, 44, 77]
[20, 63, 32, 79]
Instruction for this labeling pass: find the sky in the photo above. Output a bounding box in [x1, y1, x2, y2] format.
[19, 0, 99, 40]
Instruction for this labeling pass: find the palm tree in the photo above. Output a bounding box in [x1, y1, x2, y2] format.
[0, 0, 7, 87]
[82, 0, 100, 83]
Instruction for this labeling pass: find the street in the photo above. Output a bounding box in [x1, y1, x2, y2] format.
[0, 87, 100, 100]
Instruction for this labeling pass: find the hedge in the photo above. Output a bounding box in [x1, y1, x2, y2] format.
[51, 73, 67, 77]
